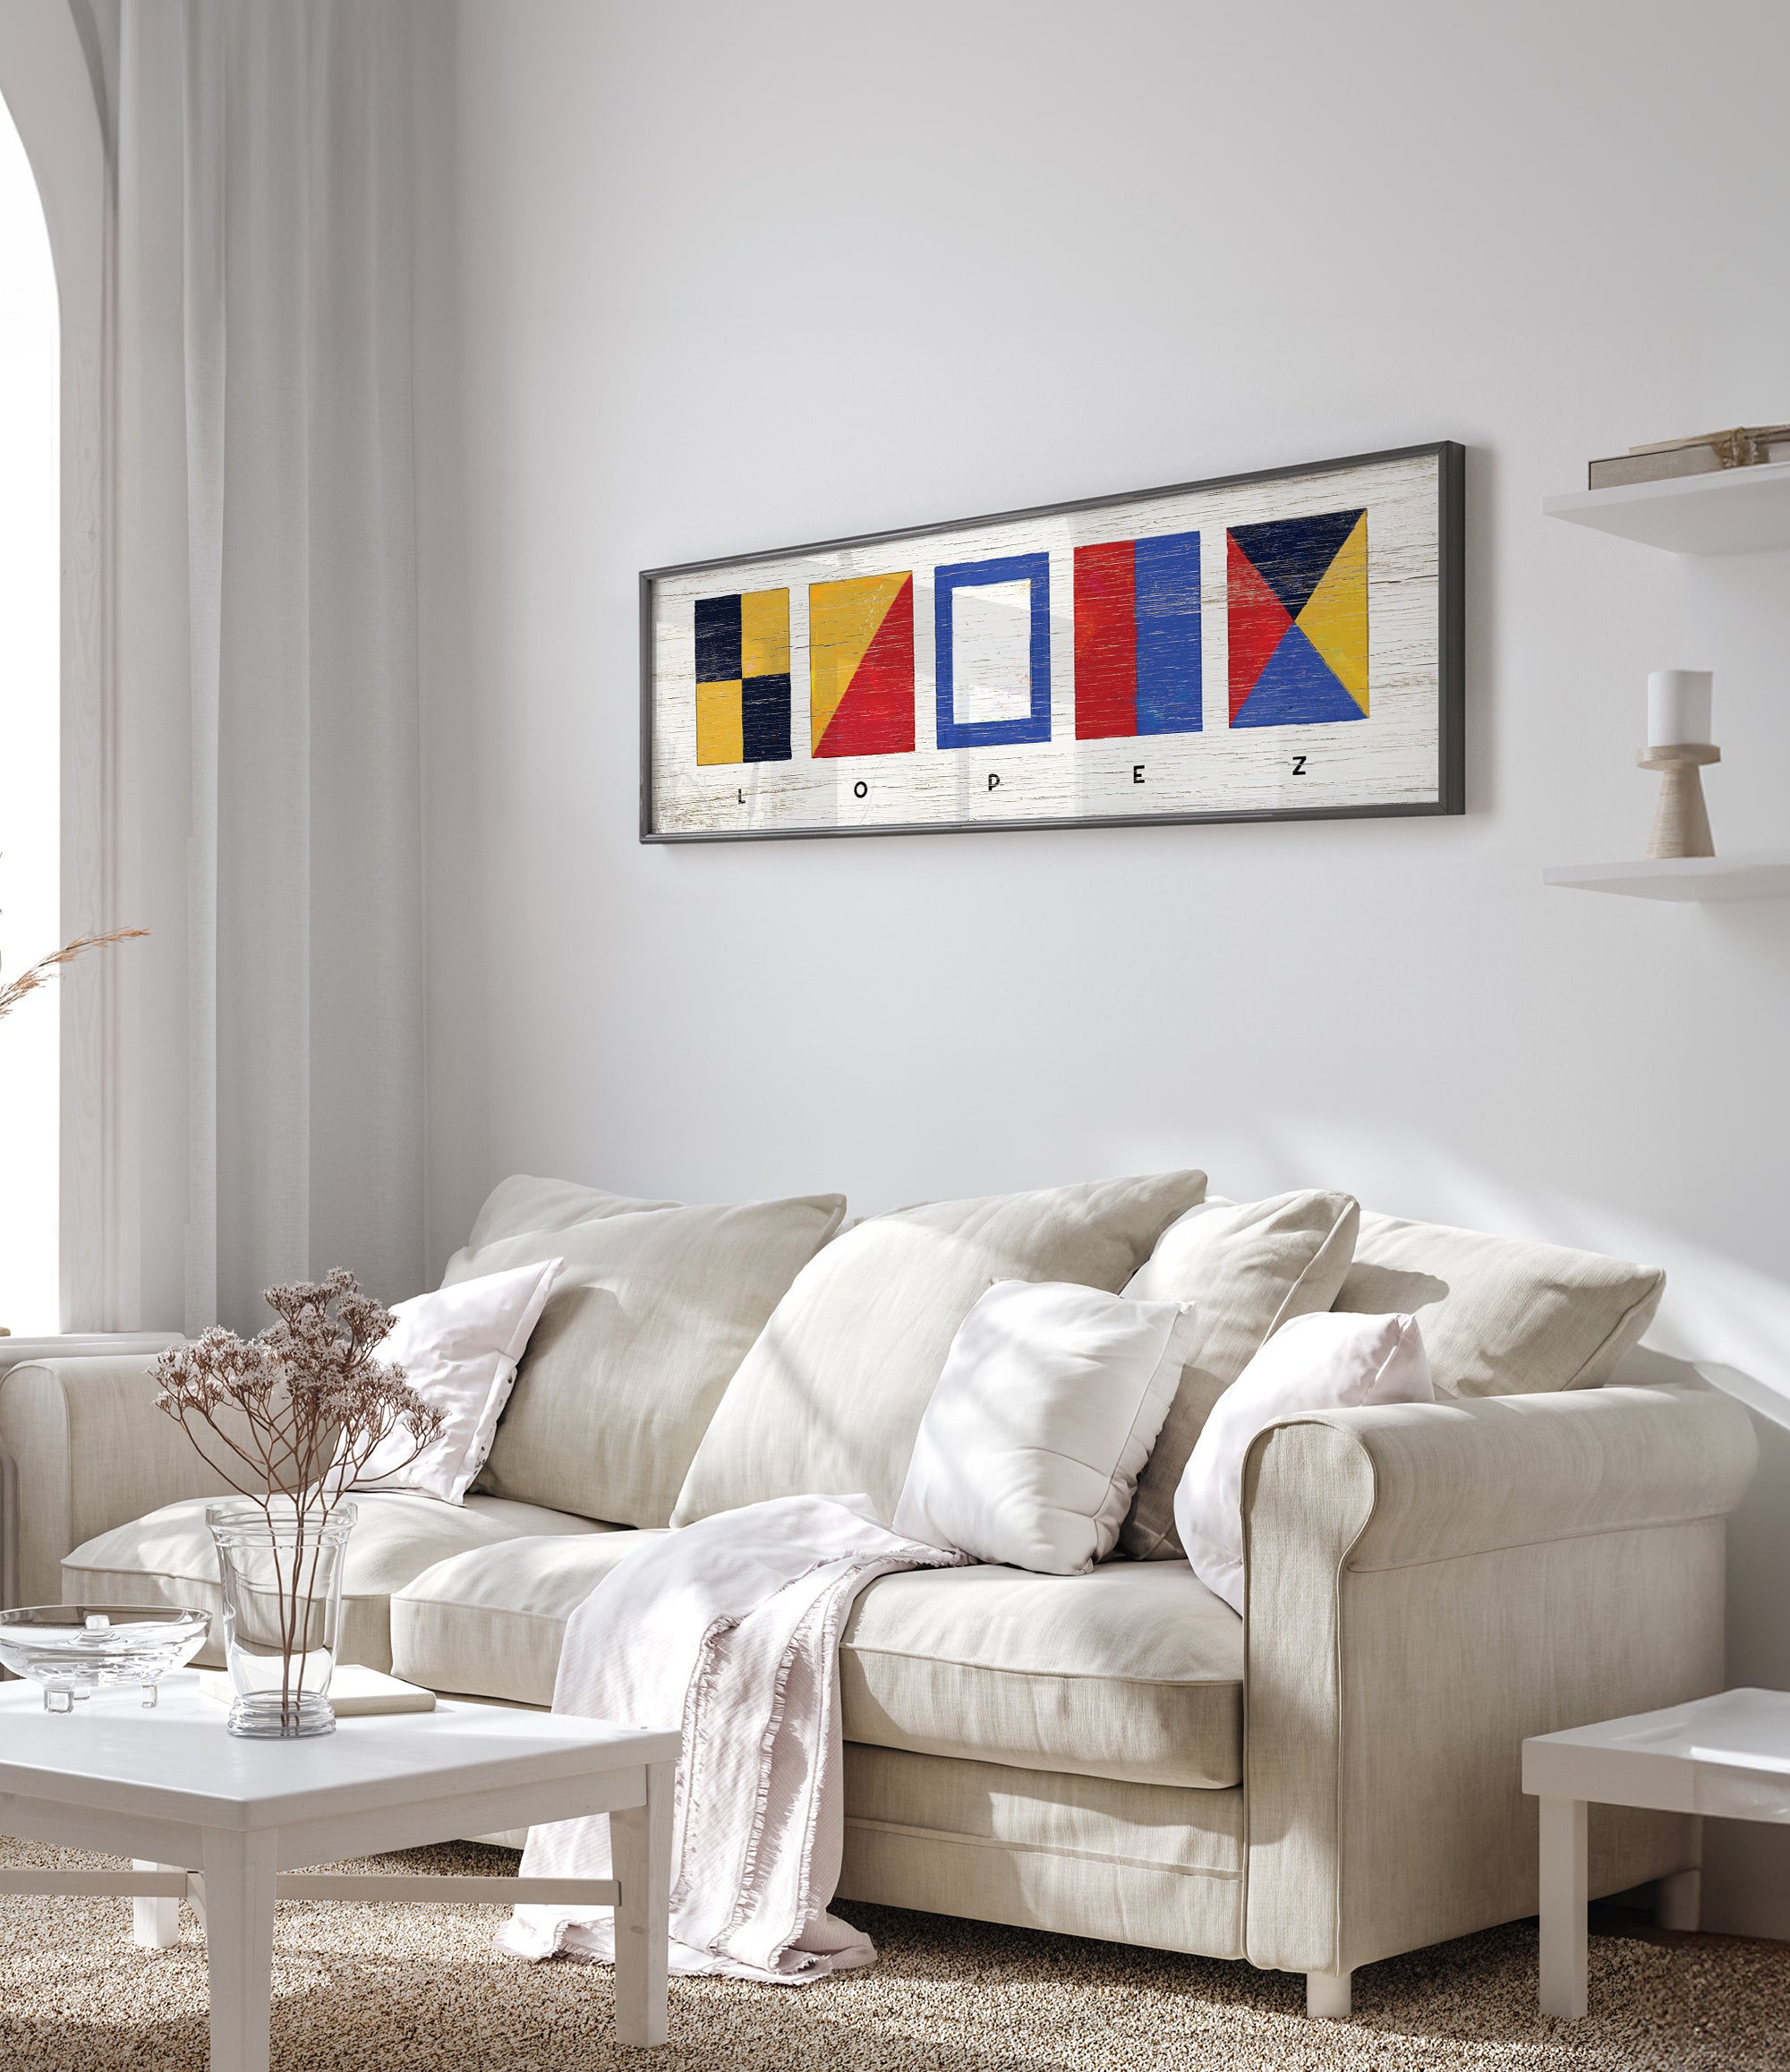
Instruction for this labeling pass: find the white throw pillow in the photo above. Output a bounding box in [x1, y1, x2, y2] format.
[351, 1259, 560, 1505]
[892, 1279, 1199, 1576]
[1173, 1309, 1433, 1616]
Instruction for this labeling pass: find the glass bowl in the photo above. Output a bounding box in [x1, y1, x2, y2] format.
[0, 1604, 211, 1711]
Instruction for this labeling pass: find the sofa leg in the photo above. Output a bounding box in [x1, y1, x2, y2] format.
[1656, 1867, 1701, 1931]
[1306, 1969, 1351, 2019]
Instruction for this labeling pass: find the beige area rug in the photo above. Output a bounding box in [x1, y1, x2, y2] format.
[1, 1837, 1785, 2070]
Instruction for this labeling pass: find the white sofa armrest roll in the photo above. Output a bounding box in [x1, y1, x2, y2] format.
[1240, 1385, 1758, 1981]
[0, 1356, 242, 1605]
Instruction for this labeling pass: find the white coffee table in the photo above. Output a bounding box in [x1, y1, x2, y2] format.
[1522, 1685, 1790, 2018]
[0, 1671, 679, 2068]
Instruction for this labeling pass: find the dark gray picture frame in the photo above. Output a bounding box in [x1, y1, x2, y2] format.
[640, 440, 1464, 844]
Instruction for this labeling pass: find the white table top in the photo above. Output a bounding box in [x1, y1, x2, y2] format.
[1523, 1687, 1790, 1821]
[0, 1673, 678, 1831]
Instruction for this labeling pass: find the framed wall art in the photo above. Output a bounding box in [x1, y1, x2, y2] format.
[640, 440, 1463, 843]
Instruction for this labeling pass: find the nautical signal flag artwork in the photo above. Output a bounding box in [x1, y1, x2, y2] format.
[1074, 532, 1202, 739]
[808, 572, 915, 758]
[694, 588, 791, 765]
[644, 442, 1462, 840]
[1227, 510, 1369, 729]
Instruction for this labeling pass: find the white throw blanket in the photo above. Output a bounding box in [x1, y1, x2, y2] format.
[499, 1494, 965, 1983]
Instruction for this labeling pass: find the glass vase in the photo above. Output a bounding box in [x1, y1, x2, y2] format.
[206, 1497, 356, 1738]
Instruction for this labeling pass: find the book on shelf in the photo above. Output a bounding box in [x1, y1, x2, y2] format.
[1589, 425, 1790, 489]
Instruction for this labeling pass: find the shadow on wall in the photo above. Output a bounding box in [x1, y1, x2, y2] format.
[1104, 1115, 1790, 1424]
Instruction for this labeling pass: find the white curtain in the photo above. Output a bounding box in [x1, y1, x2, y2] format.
[113, 0, 442, 1332]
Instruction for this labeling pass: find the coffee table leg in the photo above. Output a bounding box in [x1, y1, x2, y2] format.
[611, 1758, 674, 2048]
[200, 1829, 279, 2072]
[132, 1860, 181, 1949]
[1538, 1795, 1588, 2018]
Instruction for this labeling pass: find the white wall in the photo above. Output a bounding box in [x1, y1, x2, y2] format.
[443, 0, 1790, 1934]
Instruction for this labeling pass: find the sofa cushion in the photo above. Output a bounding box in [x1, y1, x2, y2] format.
[455, 1173, 680, 1263]
[841, 1561, 1243, 1788]
[61, 1493, 615, 1676]
[1332, 1212, 1666, 1396]
[1120, 1190, 1360, 1558]
[451, 1193, 848, 1526]
[391, 1531, 660, 1702]
[670, 1172, 1207, 1529]
[390, 1532, 1243, 1790]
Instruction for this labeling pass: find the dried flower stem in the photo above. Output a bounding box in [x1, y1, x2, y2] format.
[0, 927, 149, 1023]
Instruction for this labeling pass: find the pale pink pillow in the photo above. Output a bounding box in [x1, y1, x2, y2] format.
[1172, 1309, 1433, 1614]
[351, 1259, 560, 1504]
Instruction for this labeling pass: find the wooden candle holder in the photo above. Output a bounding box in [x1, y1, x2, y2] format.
[1638, 742, 1719, 859]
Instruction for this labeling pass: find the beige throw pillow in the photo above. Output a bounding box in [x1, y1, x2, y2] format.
[670, 1172, 1208, 1530]
[1332, 1212, 1665, 1396]
[457, 1173, 679, 1258]
[1119, 1190, 1360, 1558]
[448, 1192, 847, 1525]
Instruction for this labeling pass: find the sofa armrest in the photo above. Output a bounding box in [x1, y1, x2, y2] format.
[1240, 1385, 1757, 1978]
[0, 1356, 241, 1605]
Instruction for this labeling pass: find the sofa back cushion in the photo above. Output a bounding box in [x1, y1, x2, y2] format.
[670, 1171, 1207, 1529]
[448, 1191, 847, 1525]
[1331, 1212, 1665, 1395]
[457, 1173, 679, 1258]
[1118, 1191, 1360, 1558]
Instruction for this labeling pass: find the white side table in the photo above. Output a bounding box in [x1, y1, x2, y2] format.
[1522, 1686, 1790, 2017]
[0, 1672, 679, 2068]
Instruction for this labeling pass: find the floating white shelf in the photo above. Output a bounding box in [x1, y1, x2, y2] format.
[1543, 461, 1790, 556]
[1542, 856, 1790, 902]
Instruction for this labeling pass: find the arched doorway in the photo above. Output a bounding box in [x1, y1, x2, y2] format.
[0, 54, 64, 1333]
[0, 0, 116, 1331]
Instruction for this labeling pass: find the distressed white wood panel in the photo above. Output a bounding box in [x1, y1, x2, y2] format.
[950, 580, 1032, 725]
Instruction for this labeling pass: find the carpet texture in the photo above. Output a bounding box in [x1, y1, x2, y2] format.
[1, 1837, 1785, 2069]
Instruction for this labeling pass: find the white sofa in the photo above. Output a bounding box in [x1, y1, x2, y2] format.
[0, 1171, 1758, 2017]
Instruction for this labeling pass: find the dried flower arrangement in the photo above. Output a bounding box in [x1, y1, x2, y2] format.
[152, 1272, 443, 1729]
[0, 926, 149, 1025]
[153, 1269, 442, 1505]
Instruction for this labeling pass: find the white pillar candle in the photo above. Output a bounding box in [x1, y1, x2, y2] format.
[1648, 669, 1713, 748]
